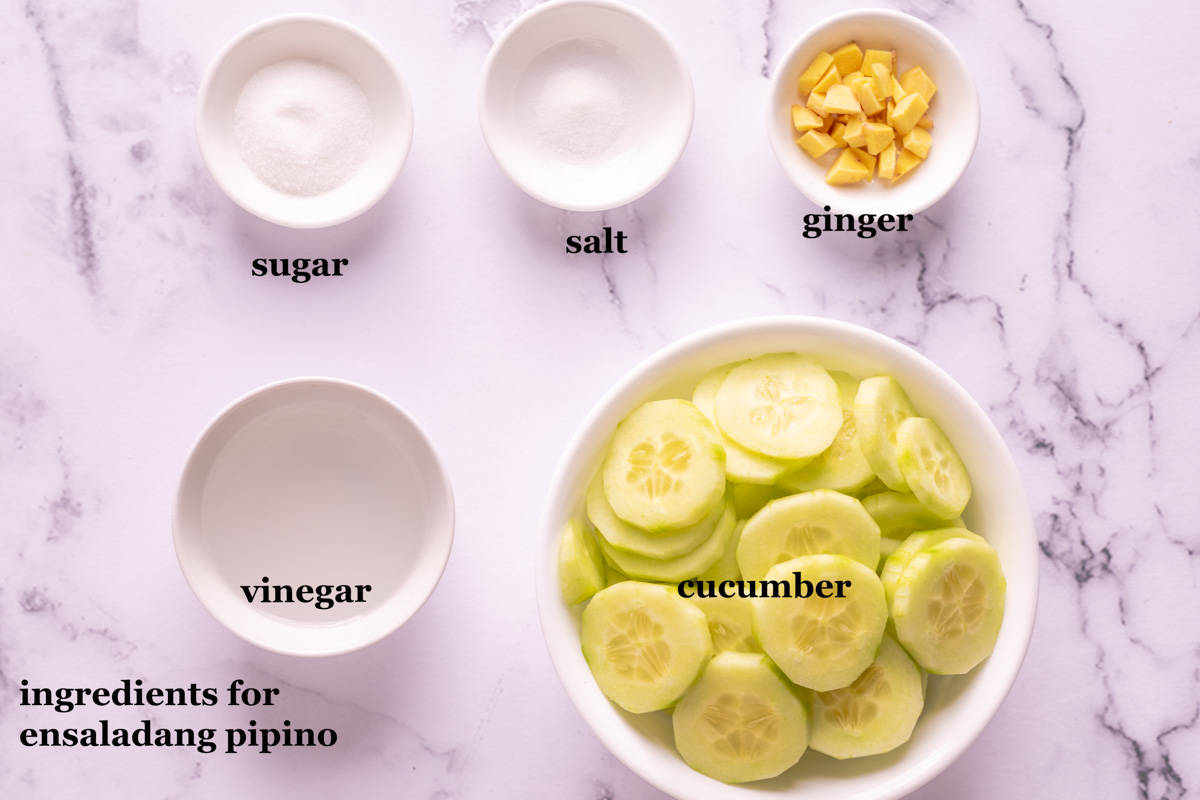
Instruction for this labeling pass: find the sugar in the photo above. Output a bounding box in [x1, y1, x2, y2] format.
[233, 59, 373, 196]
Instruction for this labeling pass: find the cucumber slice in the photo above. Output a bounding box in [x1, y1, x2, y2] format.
[776, 372, 875, 494]
[751, 555, 888, 691]
[737, 490, 881, 579]
[587, 476, 723, 559]
[878, 536, 901, 570]
[698, 521, 745, 583]
[852, 478, 889, 499]
[896, 417, 973, 520]
[558, 518, 606, 605]
[605, 564, 631, 587]
[599, 503, 737, 583]
[602, 399, 727, 533]
[688, 595, 760, 653]
[854, 376, 918, 491]
[581, 581, 714, 713]
[809, 634, 925, 759]
[862, 490, 961, 539]
[693, 365, 796, 484]
[880, 528, 985, 607]
[892, 537, 1006, 675]
[731, 483, 785, 520]
[672, 652, 808, 783]
[714, 354, 842, 460]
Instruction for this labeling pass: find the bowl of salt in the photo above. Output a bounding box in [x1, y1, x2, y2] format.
[197, 14, 414, 228]
[479, 0, 694, 212]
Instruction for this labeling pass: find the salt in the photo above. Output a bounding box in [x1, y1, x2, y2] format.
[233, 59, 373, 196]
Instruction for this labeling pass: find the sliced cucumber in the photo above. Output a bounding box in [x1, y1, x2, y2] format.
[672, 652, 808, 783]
[693, 364, 796, 484]
[878, 536, 901, 570]
[852, 478, 889, 499]
[688, 595, 760, 653]
[602, 399, 727, 532]
[714, 354, 842, 460]
[599, 503, 737, 583]
[558, 518, 606, 605]
[605, 564, 631, 587]
[751, 555, 888, 691]
[891, 537, 1006, 675]
[587, 476, 722, 559]
[862, 490, 961, 539]
[776, 372, 875, 494]
[737, 490, 881, 579]
[880, 528, 985, 607]
[809, 634, 925, 759]
[698, 521, 745, 583]
[896, 417, 972, 520]
[854, 376, 917, 491]
[731, 483, 785, 520]
[581, 581, 714, 713]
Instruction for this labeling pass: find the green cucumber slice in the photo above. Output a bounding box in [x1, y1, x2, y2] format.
[751, 555, 888, 691]
[731, 483, 785, 520]
[688, 595, 760, 653]
[854, 376, 917, 491]
[737, 490, 881, 579]
[587, 476, 723, 559]
[862, 490, 961, 539]
[880, 528, 985, 607]
[809, 634, 925, 759]
[599, 504, 737, 583]
[581, 581, 714, 713]
[896, 417, 973, 520]
[891, 538, 1006, 675]
[714, 354, 842, 460]
[602, 399, 727, 532]
[878, 536, 901, 570]
[672, 652, 808, 783]
[605, 564, 631, 587]
[776, 372, 875, 494]
[693, 364, 796, 484]
[698, 521, 745, 583]
[852, 478, 890, 499]
[558, 518, 605, 605]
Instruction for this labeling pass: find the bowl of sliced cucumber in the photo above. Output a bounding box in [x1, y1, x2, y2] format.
[538, 316, 1037, 800]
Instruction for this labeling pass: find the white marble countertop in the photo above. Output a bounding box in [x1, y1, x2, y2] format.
[3, 0, 1198, 797]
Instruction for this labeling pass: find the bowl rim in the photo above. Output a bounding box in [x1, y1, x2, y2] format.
[536, 315, 1038, 799]
[764, 8, 980, 215]
[477, 0, 695, 212]
[195, 12, 415, 229]
[173, 375, 455, 657]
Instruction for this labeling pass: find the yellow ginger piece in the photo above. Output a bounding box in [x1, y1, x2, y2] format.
[899, 66, 937, 103]
[902, 126, 932, 158]
[822, 84, 862, 115]
[798, 52, 834, 93]
[831, 42, 864, 74]
[843, 114, 867, 148]
[868, 62, 891, 100]
[889, 93, 928, 135]
[791, 104, 823, 133]
[806, 90, 828, 117]
[891, 76, 906, 100]
[848, 146, 876, 178]
[916, 116, 934, 129]
[797, 130, 838, 159]
[826, 148, 872, 184]
[878, 142, 898, 180]
[813, 64, 841, 94]
[864, 122, 895, 155]
[893, 148, 922, 180]
[849, 76, 885, 115]
[843, 70, 863, 83]
[861, 49, 894, 77]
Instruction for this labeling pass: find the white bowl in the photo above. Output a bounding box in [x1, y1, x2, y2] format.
[197, 14, 414, 228]
[175, 378, 454, 656]
[767, 9, 979, 215]
[479, 0, 694, 211]
[537, 316, 1037, 800]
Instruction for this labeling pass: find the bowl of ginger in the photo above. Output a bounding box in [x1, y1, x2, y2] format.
[767, 9, 979, 216]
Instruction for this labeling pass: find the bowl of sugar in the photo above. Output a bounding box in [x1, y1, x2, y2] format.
[197, 14, 414, 228]
[479, 0, 694, 211]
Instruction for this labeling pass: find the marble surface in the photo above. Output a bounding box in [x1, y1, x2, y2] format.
[2, 0, 1198, 797]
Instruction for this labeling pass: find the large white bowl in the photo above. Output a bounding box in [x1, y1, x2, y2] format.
[175, 378, 454, 656]
[479, 0, 694, 211]
[767, 9, 979, 215]
[536, 316, 1037, 800]
[197, 14, 414, 228]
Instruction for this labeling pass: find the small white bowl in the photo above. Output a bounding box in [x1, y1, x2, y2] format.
[197, 14, 414, 228]
[479, 0, 694, 211]
[175, 378, 454, 657]
[537, 317, 1037, 800]
[767, 9, 979, 215]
